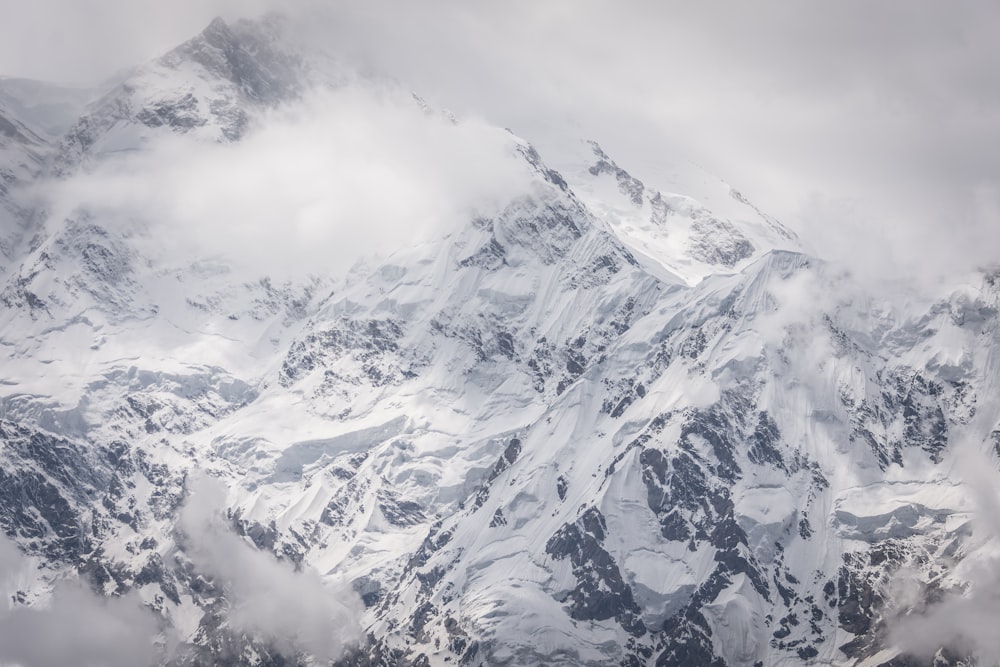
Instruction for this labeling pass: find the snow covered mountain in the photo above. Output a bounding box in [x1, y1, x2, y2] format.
[0, 94, 48, 273]
[1, 15, 998, 667]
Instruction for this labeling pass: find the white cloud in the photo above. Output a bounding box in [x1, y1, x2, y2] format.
[0, 533, 27, 599]
[888, 450, 1000, 663]
[0, 534, 161, 667]
[4, 1, 998, 288]
[35, 84, 534, 279]
[176, 470, 363, 662]
[291, 1, 1000, 287]
[0, 472, 363, 667]
[0, 0, 283, 84]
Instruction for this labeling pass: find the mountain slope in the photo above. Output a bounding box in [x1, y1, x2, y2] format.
[0, 15, 997, 667]
[0, 97, 49, 271]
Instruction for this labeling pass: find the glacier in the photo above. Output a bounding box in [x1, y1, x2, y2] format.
[0, 14, 998, 667]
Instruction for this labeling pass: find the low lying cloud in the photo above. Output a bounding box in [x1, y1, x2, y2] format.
[7, 2, 997, 292]
[888, 449, 1000, 663]
[285, 1, 1000, 288]
[0, 473, 362, 667]
[0, 533, 23, 588]
[35, 83, 533, 280]
[177, 470, 362, 661]
[0, 534, 161, 667]
[891, 560, 1000, 664]
[793, 189, 1000, 297]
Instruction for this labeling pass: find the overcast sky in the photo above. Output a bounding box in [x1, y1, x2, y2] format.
[1, 0, 997, 285]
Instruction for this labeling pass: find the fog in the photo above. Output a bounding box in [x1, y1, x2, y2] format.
[3, 1, 996, 288]
[176, 471, 363, 661]
[0, 472, 363, 666]
[35, 85, 533, 279]
[0, 534, 162, 667]
[888, 449, 1000, 664]
[1, 2, 999, 661]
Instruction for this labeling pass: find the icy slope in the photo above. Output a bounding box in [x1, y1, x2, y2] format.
[54, 14, 332, 171]
[0, 97, 49, 271]
[522, 133, 798, 286]
[347, 246, 994, 666]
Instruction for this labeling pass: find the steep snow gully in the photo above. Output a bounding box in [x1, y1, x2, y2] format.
[1, 15, 998, 667]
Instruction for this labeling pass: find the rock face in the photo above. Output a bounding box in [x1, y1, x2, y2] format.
[0, 97, 48, 271]
[0, 15, 997, 667]
[55, 14, 313, 172]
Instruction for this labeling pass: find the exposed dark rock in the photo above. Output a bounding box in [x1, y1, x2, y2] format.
[556, 475, 569, 501]
[0, 421, 110, 560]
[280, 317, 407, 388]
[546, 507, 646, 637]
[488, 508, 507, 527]
[850, 367, 957, 468]
[688, 216, 754, 267]
[136, 93, 206, 130]
[588, 141, 645, 207]
[471, 438, 523, 510]
[649, 191, 670, 226]
[378, 490, 427, 528]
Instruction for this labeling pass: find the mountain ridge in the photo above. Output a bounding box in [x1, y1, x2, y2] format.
[0, 14, 996, 667]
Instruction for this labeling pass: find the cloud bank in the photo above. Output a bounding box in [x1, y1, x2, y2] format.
[36, 85, 533, 279]
[3, 1, 998, 288]
[282, 1, 1000, 287]
[177, 470, 363, 662]
[0, 534, 161, 667]
[888, 450, 1000, 664]
[0, 471, 363, 667]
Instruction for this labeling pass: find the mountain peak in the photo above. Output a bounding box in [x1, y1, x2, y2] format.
[53, 14, 310, 168]
[203, 16, 231, 37]
[168, 14, 303, 105]
[1, 12, 993, 667]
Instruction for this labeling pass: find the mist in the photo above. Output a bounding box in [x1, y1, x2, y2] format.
[284, 1, 1000, 289]
[886, 448, 1000, 663]
[176, 471, 363, 662]
[3, 1, 997, 289]
[33, 84, 533, 279]
[0, 534, 162, 667]
[1, 2, 999, 663]
[0, 471, 364, 667]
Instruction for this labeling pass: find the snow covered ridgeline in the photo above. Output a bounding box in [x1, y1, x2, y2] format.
[1, 13, 1000, 667]
[332, 249, 997, 666]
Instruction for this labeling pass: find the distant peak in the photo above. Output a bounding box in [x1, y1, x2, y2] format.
[199, 16, 236, 47]
[204, 16, 230, 34]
